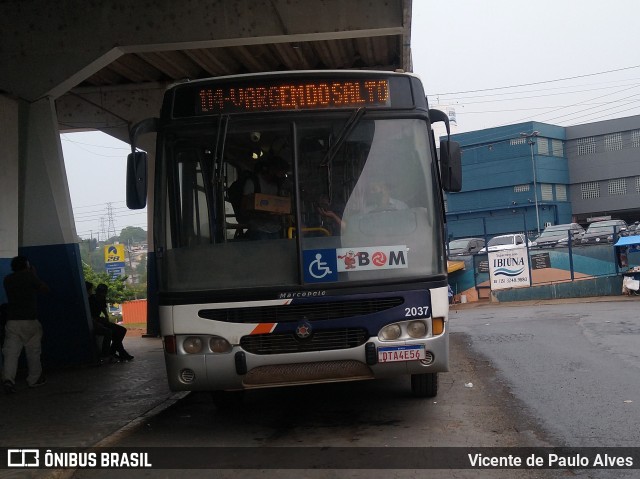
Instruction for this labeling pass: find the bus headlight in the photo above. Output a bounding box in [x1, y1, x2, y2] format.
[183, 336, 203, 354]
[407, 320, 427, 338]
[210, 336, 232, 353]
[379, 324, 402, 341]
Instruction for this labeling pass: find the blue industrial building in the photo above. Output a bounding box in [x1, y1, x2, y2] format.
[445, 115, 640, 241]
[445, 121, 570, 240]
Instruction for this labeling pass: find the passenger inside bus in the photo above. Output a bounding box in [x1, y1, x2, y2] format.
[241, 155, 291, 240]
[363, 180, 408, 213]
[315, 195, 345, 235]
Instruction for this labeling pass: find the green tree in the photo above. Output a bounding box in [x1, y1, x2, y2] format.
[78, 238, 105, 272]
[128, 283, 147, 300]
[78, 231, 147, 302]
[134, 255, 148, 284]
[82, 263, 136, 304]
[119, 226, 147, 244]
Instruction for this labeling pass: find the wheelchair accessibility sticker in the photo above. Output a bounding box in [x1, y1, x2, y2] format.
[303, 249, 338, 283]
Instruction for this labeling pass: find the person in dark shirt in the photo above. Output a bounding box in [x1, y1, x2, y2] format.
[86, 281, 112, 361]
[242, 156, 290, 240]
[2, 255, 49, 393]
[88, 283, 133, 361]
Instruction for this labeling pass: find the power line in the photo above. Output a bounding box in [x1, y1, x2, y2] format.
[429, 64, 640, 96]
[545, 97, 640, 125]
[435, 85, 640, 106]
[430, 77, 640, 102]
[447, 103, 620, 115]
[61, 139, 126, 158]
[524, 85, 640, 124]
[74, 206, 139, 219]
[480, 83, 640, 131]
[72, 200, 127, 209]
[60, 135, 130, 150]
[565, 104, 640, 125]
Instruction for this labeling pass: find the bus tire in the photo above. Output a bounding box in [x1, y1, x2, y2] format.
[411, 372, 438, 398]
[211, 390, 244, 409]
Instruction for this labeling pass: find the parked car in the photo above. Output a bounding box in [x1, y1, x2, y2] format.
[479, 233, 533, 253]
[626, 221, 640, 236]
[580, 219, 628, 244]
[532, 223, 585, 248]
[448, 237, 485, 256]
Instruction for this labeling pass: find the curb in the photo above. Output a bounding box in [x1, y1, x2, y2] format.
[450, 294, 638, 310]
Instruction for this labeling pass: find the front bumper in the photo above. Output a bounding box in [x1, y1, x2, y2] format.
[164, 333, 449, 392]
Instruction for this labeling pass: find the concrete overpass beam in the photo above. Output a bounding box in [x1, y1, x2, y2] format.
[56, 83, 167, 141]
[1, 0, 408, 101]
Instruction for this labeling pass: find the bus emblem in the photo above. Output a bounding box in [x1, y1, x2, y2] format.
[295, 321, 312, 339]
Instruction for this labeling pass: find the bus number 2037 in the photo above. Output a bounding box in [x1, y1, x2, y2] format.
[405, 306, 429, 317]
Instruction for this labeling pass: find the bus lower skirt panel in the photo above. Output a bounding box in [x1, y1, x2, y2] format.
[242, 360, 373, 388]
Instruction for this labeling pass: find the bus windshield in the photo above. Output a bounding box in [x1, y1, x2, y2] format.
[156, 114, 443, 292]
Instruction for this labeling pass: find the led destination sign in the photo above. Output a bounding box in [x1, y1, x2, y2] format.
[196, 79, 390, 114]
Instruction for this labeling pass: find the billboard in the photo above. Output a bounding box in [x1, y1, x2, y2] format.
[104, 244, 126, 278]
[488, 248, 531, 290]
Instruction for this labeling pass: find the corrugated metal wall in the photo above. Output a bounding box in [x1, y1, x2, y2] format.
[122, 299, 147, 324]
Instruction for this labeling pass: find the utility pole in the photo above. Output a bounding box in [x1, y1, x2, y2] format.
[100, 217, 106, 243]
[520, 131, 541, 235]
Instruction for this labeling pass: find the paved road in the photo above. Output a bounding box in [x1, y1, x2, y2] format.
[4, 298, 638, 479]
[58, 333, 563, 479]
[450, 298, 640, 478]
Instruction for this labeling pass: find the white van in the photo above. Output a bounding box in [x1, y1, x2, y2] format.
[479, 233, 533, 253]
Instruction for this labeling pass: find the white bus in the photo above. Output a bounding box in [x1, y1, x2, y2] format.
[126, 70, 461, 405]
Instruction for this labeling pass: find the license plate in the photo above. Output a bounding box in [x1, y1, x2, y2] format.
[378, 345, 425, 363]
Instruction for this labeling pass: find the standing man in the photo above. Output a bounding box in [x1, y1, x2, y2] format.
[2, 255, 49, 393]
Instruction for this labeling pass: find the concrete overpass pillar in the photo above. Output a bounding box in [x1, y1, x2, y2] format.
[0, 95, 20, 289]
[5, 97, 94, 367]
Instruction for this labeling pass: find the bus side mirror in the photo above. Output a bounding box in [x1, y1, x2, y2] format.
[126, 151, 147, 209]
[440, 140, 462, 192]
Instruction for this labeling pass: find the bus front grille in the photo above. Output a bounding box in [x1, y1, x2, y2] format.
[240, 328, 369, 355]
[199, 297, 403, 323]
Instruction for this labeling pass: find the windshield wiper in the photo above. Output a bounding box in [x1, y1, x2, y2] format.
[320, 107, 366, 167]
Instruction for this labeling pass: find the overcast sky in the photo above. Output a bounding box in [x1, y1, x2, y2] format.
[412, 0, 640, 132]
[61, 132, 145, 241]
[62, 0, 640, 239]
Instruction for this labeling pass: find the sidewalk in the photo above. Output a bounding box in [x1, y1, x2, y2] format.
[0, 336, 184, 453]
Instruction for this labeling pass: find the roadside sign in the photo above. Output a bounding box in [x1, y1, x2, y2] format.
[104, 244, 126, 278]
[488, 247, 531, 290]
[104, 244, 125, 263]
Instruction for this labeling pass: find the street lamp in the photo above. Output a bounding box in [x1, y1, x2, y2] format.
[520, 131, 540, 235]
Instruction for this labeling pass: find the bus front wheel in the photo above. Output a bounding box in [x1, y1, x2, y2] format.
[411, 372, 438, 398]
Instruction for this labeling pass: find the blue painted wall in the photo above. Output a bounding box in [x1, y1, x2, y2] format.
[0, 258, 10, 304]
[13, 244, 95, 367]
